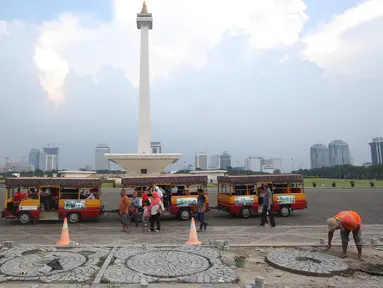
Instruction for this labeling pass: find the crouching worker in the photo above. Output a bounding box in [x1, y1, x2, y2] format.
[326, 211, 362, 259]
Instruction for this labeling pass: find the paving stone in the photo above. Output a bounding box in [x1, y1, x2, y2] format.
[0, 246, 110, 283]
[266, 249, 349, 277]
[103, 246, 237, 284]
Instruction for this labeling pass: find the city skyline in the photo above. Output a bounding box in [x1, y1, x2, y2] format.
[2, 136, 380, 172]
[310, 141, 352, 169]
[1, 1, 382, 170]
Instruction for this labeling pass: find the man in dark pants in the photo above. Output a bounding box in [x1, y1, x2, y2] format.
[259, 184, 276, 227]
[196, 188, 208, 231]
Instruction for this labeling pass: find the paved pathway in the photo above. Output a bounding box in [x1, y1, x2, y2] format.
[2, 187, 383, 226]
[0, 245, 238, 286]
[1, 225, 382, 246]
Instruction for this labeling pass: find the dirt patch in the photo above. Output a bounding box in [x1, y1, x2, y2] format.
[222, 246, 382, 287]
[360, 263, 383, 276]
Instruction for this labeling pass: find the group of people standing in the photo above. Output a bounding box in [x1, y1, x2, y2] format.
[119, 187, 163, 233]
[119, 183, 363, 259]
[119, 186, 208, 233]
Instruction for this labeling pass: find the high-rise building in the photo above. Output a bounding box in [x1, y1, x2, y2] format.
[209, 154, 220, 169]
[195, 152, 208, 170]
[220, 151, 231, 170]
[273, 158, 282, 171]
[245, 156, 263, 172]
[328, 140, 351, 167]
[95, 144, 110, 171]
[151, 142, 162, 153]
[310, 144, 329, 169]
[42, 147, 59, 171]
[29, 149, 40, 170]
[369, 137, 383, 165]
[39, 152, 46, 170]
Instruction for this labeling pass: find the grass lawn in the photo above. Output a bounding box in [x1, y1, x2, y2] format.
[101, 183, 121, 188]
[0, 179, 4, 184]
[304, 178, 383, 188]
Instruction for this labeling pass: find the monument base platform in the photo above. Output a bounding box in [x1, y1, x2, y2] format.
[104, 153, 182, 176]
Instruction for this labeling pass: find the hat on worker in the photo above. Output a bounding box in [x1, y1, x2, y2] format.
[327, 217, 340, 231]
[342, 216, 358, 231]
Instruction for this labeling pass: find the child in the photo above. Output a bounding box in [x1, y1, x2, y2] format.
[142, 199, 150, 231]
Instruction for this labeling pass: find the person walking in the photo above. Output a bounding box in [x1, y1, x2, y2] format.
[148, 191, 164, 232]
[196, 188, 208, 231]
[259, 184, 276, 227]
[129, 191, 140, 227]
[326, 210, 362, 259]
[119, 190, 130, 233]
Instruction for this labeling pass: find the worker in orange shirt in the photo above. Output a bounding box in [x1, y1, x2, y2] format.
[326, 211, 362, 259]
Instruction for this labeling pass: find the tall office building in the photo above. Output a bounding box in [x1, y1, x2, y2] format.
[220, 151, 231, 169]
[95, 144, 111, 171]
[328, 140, 351, 167]
[244, 156, 263, 172]
[151, 142, 162, 153]
[209, 154, 220, 169]
[270, 158, 282, 171]
[29, 149, 40, 170]
[195, 152, 208, 170]
[39, 152, 46, 170]
[42, 147, 59, 171]
[310, 144, 329, 169]
[369, 137, 383, 165]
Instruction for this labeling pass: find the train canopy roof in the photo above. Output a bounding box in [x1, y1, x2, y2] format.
[5, 177, 101, 188]
[217, 174, 304, 184]
[121, 174, 208, 186]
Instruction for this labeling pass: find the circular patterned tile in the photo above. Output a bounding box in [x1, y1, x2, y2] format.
[0, 252, 86, 277]
[127, 250, 210, 278]
[266, 250, 349, 277]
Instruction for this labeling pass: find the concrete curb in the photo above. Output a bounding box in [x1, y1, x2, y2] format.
[8, 243, 382, 248]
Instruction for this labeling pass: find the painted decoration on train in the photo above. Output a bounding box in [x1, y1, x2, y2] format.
[234, 196, 254, 205]
[276, 195, 295, 204]
[64, 200, 86, 210]
[176, 197, 197, 206]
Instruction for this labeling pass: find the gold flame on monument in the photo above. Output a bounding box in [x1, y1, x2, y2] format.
[141, 1, 148, 14]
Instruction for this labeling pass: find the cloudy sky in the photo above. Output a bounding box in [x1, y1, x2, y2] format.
[1, 0, 382, 171]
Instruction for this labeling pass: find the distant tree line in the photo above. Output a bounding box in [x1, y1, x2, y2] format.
[0, 169, 125, 178]
[175, 167, 279, 176]
[1, 169, 52, 177]
[293, 164, 383, 180]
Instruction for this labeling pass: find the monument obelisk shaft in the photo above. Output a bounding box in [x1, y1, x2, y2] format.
[104, 2, 181, 175]
[137, 1, 152, 154]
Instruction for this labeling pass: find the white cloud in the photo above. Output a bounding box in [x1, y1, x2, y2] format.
[0, 21, 7, 37]
[32, 0, 309, 104]
[303, 0, 383, 78]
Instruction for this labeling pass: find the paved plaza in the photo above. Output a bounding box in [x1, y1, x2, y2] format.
[1, 224, 383, 246]
[0, 245, 236, 285]
[1, 243, 383, 287]
[1, 188, 383, 287]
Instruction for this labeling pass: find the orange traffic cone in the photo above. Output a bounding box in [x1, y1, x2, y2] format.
[186, 218, 201, 245]
[56, 217, 70, 246]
